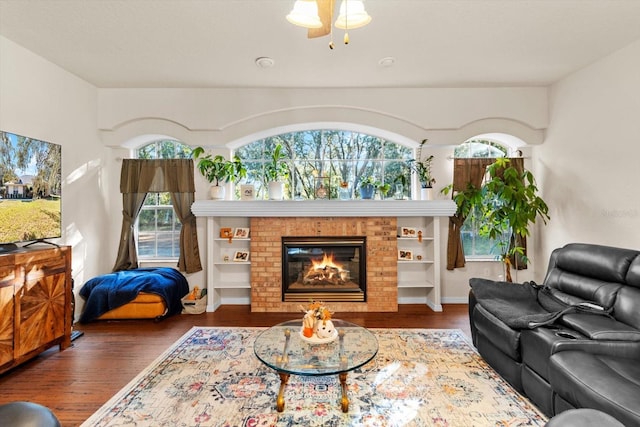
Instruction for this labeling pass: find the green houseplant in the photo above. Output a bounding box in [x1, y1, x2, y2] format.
[193, 147, 246, 200]
[408, 139, 436, 188]
[480, 158, 550, 281]
[443, 157, 550, 281]
[264, 143, 289, 200]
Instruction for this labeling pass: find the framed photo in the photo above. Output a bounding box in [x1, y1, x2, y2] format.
[399, 227, 418, 238]
[220, 227, 233, 238]
[234, 227, 250, 239]
[398, 249, 413, 261]
[240, 184, 255, 200]
[233, 250, 250, 262]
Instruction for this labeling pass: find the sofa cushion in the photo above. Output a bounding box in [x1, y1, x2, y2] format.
[550, 243, 639, 284]
[625, 254, 640, 287]
[549, 351, 640, 427]
[613, 285, 640, 330]
[542, 243, 638, 309]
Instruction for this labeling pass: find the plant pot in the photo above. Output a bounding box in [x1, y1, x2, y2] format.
[421, 187, 433, 201]
[268, 181, 284, 200]
[360, 184, 375, 199]
[210, 185, 226, 200]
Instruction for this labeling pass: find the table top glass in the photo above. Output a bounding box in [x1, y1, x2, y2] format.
[254, 319, 378, 376]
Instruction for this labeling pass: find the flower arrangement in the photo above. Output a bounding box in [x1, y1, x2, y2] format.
[300, 301, 332, 338]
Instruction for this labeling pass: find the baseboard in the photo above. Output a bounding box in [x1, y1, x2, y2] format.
[441, 296, 468, 304]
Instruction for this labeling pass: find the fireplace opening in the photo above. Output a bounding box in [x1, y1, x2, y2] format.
[282, 236, 366, 302]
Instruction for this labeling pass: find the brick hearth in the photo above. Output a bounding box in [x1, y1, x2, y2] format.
[250, 217, 398, 313]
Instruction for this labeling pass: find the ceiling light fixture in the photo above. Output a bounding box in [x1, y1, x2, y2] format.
[286, 0, 371, 48]
[286, 0, 322, 28]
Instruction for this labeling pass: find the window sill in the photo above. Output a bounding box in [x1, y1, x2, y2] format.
[464, 257, 501, 262]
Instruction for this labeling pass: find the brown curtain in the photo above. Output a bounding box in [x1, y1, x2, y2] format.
[113, 159, 202, 273]
[446, 158, 494, 270]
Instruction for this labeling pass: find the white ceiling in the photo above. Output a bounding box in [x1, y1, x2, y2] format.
[1, 0, 640, 89]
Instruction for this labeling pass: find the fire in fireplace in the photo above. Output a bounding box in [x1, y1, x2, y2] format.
[282, 236, 366, 302]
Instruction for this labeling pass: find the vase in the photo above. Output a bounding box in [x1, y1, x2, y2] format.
[338, 185, 351, 200]
[421, 187, 433, 200]
[360, 184, 375, 199]
[210, 185, 226, 200]
[268, 181, 284, 200]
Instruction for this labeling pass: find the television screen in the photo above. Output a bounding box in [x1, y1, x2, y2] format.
[0, 130, 62, 245]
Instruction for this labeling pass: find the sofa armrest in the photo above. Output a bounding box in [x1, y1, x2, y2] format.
[560, 313, 640, 341]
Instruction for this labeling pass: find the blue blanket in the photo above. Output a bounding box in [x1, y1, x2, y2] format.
[79, 267, 190, 323]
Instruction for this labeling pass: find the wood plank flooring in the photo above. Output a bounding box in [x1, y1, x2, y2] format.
[0, 304, 470, 427]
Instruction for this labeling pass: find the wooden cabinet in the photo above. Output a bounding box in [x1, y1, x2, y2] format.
[0, 246, 72, 374]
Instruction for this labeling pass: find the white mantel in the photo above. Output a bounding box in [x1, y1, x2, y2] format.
[191, 199, 457, 218]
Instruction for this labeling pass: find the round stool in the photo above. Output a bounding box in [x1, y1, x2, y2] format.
[0, 401, 61, 427]
[545, 408, 625, 427]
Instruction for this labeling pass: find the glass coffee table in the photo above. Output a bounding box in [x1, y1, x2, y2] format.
[254, 319, 378, 412]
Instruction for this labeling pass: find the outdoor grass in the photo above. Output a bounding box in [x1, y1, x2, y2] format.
[0, 198, 61, 242]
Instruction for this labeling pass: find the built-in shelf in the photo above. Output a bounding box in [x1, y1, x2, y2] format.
[192, 200, 454, 312]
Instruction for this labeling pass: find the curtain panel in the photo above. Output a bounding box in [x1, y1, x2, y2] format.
[446, 158, 494, 270]
[113, 159, 202, 273]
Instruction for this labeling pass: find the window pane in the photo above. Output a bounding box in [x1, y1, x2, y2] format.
[236, 130, 411, 201]
[138, 209, 156, 232]
[156, 233, 175, 257]
[135, 140, 189, 259]
[137, 233, 156, 257]
[156, 207, 174, 231]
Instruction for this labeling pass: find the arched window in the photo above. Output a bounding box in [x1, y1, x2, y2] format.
[455, 139, 508, 259]
[136, 139, 192, 259]
[235, 130, 413, 200]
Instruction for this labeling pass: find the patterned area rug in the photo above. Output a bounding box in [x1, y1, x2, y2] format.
[82, 327, 547, 426]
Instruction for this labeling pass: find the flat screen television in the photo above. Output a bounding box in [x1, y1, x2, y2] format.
[0, 130, 62, 252]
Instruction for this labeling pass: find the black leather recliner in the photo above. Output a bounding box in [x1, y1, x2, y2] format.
[469, 243, 640, 426]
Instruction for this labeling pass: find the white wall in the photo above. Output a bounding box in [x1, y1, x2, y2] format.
[0, 36, 110, 318]
[538, 39, 640, 263]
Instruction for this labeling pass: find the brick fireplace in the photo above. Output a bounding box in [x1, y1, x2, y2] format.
[250, 217, 398, 313]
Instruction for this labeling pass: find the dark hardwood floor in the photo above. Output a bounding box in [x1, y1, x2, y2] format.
[0, 304, 470, 427]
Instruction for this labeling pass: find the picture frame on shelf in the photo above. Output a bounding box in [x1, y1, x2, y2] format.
[398, 249, 413, 261]
[220, 227, 233, 238]
[233, 250, 250, 262]
[234, 227, 250, 238]
[399, 227, 418, 238]
[241, 184, 255, 200]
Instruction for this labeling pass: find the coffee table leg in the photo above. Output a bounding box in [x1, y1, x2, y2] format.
[339, 372, 349, 412]
[277, 372, 290, 412]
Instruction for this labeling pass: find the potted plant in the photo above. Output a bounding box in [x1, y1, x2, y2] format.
[407, 139, 436, 200]
[378, 182, 391, 199]
[193, 147, 246, 200]
[359, 175, 376, 199]
[443, 157, 549, 281]
[393, 164, 411, 199]
[264, 143, 289, 200]
[479, 158, 550, 281]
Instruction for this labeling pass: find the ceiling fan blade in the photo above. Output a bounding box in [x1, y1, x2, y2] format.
[308, 0, 334, 38]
